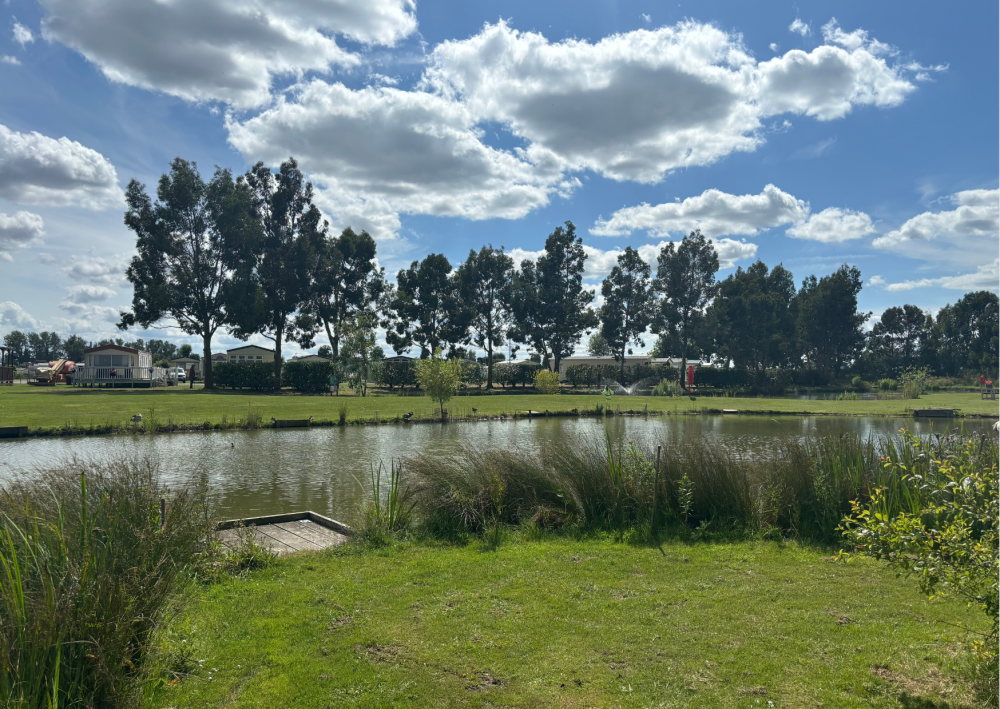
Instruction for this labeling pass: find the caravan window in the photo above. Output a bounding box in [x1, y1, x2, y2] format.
[94, 354, 129, 367]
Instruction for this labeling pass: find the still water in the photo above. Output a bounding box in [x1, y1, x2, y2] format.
[0, 416, 989, 524]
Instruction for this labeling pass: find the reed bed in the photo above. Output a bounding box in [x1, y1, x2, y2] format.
[0, 455, 210, 708]
[404, 430, 999, 543]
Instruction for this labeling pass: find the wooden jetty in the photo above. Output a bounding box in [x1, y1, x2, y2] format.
[216, 511, 350, 556]
[271, 417, 314, 428]
[912, 408, 956, 418]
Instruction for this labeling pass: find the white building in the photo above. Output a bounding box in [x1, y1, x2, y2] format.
[289, 354, 333, 363]
[557, 355, 714, 381]
[76, 344, 160, 386]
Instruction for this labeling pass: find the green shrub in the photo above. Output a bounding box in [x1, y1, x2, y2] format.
[0, 455, 210, 707]
[900, 366, 928, 399]
[415, 350, 462, 420]
[533, 369, 561, 394]
[878, 378, 898, 391]
[212, 361, 278, 390]
[651, 378, 678, 396]
[281, 360, 335, 393]
[841, 430, 998, 704]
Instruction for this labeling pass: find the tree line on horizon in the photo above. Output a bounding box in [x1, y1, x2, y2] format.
[3, 156, 997, 389]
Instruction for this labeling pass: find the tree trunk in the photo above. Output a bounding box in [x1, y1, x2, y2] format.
[202, 330, 214, 389]
[273, 323, 283, 390]
[322, 318, 340, 395]
[486, 340, 494, 389]
[620, 353, 626, 383]
[678, 320, 688, 390]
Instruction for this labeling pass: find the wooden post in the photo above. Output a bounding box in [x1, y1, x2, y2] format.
[160, 498, 166, 530]
[652, 445, 661, 535]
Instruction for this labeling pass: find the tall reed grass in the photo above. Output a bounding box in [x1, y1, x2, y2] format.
[0, 455, 210, 707]
[356, 460, 415, 544]
[405, 430, 998, 544]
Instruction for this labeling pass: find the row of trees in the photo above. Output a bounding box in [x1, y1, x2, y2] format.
[9, 156, 993, 390]
[0, 331, 197, 368]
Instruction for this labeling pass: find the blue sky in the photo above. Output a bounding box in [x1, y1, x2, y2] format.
[0, 0, 996, 357]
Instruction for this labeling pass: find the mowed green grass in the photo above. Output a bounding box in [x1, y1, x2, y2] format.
[0, 386, 995, 430]
[149, 539, 986, 708]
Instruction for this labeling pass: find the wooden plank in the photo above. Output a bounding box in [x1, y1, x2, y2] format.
[251, 530, 297, 555]
[216, 526, 297, 555]
[216, 528, 241, 549]
[216, 512, 310, 530]
[273, 521, 347, 548]
[306, 511, 353, 535]
[255, 524, 323, 552]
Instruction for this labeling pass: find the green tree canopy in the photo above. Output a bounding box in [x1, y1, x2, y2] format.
[599, 247, 653, 381]
[862, 305, 933, 377]
[512, 221, 597, 374]
[28, 331, 62, 361]
[587, 331, 611, 357]
[414, 349, 463, 420]
[118, 158, 231, 388]
[387, 254, 470, 357]
[653, 230, 719, 386]
[3, 331, 29, 363]
[306, 227, 386, 360]
[223, 158, 325, 385]
[62, 335, 87, 362]
[456, 245, 515, 388]
[709, 260, 796, 373]
[933, 291, 999, 376]
[795, 265, 868, 375]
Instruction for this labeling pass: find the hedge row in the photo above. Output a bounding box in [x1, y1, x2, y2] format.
[212, 362, 278, 391]
[565, 363, 674, 387]
[282, 360, 336, 393]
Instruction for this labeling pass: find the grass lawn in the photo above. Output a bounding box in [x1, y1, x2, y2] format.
[149, 538, 987, 708]
[0, 386, 996, 432]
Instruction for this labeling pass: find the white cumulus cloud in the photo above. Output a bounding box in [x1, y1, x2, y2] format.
[0, 301, 39, 329]
[873, 189, 999, 249]
[0, 124, 122, 209]
[12, 20, 34, 46]
[788, 19, 811, 37]
[786, 207, 875, 243]
[64, 284, 117, 303]
[757, 32, 914, 120]
[2, 55, 21, 65]
[0, 210, 44, 259]
[227, 80, 574, 240]
[885, 259, 999, 292]
[228, 19, 928, 237]
[510, 237, 756, 283]
[38, 0, 418, 108]
[591, 184, 808, 238]
[61, 255, 128, 286]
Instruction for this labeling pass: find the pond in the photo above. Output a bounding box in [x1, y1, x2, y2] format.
[0, 416, 989, 525]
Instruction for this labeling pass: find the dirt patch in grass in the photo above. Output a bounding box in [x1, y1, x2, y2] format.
[356, 643, 403, 663]
[465, 671, 505, 692]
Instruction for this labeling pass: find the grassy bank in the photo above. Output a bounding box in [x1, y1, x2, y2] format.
[1, 386, 995, 434]
[147, 538, 989, 709]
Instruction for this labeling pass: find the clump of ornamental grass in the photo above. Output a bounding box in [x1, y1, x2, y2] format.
[405, 429, 997, 547]
[356, 460, 415, 545]
[0, 454, 210, 708]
